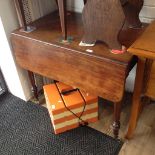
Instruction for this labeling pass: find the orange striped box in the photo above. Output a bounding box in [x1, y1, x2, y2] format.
[43, 82, 98, 134]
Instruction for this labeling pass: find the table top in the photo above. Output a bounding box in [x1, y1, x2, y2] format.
[11, 11, 145, 102]
[128, 21, 155, 59]
[12, 11, 144, 66]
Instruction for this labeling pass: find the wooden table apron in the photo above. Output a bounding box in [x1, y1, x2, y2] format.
[11, 34, 127, 103]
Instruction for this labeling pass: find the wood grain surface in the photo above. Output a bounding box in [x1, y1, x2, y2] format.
[11, 11, 146, 138]
[123, 0, 144, 28]
[82, 0, 125, 50]
[11, 12, 144, 103]
[128, 21, 155, 59]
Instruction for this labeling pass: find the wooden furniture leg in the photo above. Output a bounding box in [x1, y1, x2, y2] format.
[57, 0, 67, 40]
[83, 0, 87, 4]
[126, 57, 146, 139]
[55, 0, 58, 5]
[28, 71, 38, 100]
[123, 0, 144, 28]
[113, 102, 122, 138]
[14, 0, 27, 31]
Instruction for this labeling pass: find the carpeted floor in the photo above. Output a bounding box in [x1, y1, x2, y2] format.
[0, 93, 123, 155]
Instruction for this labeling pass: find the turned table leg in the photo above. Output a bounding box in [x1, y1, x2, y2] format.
[126, 57, 146, 139]
[28, 71, 38, 100]
[113, 102, 122, 138]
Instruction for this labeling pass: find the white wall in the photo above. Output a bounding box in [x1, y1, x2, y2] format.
[0, 0, 56, 100]
[0, 0, 32, 100]
[140, 0, 155, 23]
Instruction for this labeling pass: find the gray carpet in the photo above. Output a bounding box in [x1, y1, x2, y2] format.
[0, 93, 123, 155]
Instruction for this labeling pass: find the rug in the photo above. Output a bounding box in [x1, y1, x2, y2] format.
[0, 93, 123, 155]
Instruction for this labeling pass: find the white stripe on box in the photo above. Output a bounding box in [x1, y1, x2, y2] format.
[54, 112, 98, 130]
[52, 103, 98, 120]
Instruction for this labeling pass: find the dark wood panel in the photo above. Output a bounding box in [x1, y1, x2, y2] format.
[12, 34, 127, 102]
[123, 0, 144, 28]
[82, 0, 125, 50]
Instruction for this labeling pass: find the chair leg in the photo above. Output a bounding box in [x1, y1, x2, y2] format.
[14, 0, 27, 31]
[57, 0, 67, 40]
[112, 102, 122, 138]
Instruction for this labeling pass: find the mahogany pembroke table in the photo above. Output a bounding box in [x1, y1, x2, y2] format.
[11, 11, 145, 138]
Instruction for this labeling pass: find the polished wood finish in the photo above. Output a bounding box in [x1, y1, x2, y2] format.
[11, 12, 144, 138]
[123, 0, 144, 28]
[128, 21, 155, 59]
[82, 0, 125, 50]
[11, 12, 144, 102]
[126, 21, 155, 139]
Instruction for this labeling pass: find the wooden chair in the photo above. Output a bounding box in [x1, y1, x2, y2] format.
[14, 0, 143, 51]
[56, 0, 143, 51]
[82, 0, 143, 50]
